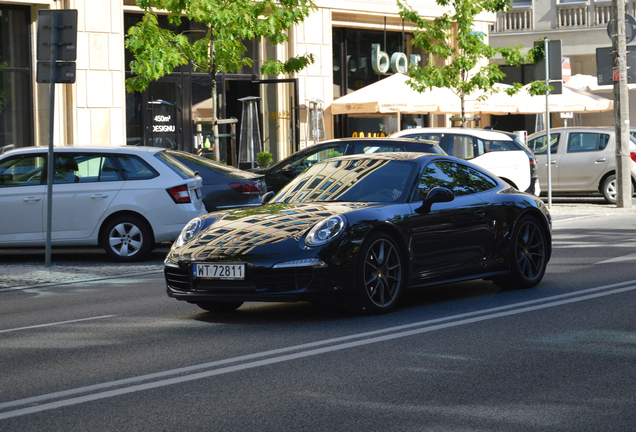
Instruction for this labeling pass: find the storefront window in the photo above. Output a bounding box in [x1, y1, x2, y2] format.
[0, 5, 32, 148]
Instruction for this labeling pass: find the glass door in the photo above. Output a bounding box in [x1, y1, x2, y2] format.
[255, 79, 299, 163]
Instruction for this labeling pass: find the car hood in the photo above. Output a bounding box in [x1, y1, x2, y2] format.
[172, 202, 375, 260]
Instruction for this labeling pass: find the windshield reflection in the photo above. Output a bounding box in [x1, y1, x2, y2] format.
[272, 158, 415, 204]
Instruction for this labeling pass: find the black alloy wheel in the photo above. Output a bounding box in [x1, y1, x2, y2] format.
[355, 232, 404, 314]
[196, 301, 244, 312]
[101, 215, 153, 262]
[495, 215, 547, 289]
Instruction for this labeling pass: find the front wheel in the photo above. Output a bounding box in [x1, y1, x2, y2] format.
[355, 232, 405, 314]
[101, 215, 153, 262]
[494, 215, 548, 290]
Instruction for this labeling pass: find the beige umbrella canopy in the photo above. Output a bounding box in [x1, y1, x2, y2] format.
[330, 73, 457, 115]
[330, 73, 523, 116]
[515, 84, 614, 114]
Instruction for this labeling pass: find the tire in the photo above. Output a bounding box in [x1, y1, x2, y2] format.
[494, 215, 548, 290]
[101, 215, 153, 262]
[601, 174, 633, 204]
[196, 301, 244, 312]
[354, 232, 405, 314]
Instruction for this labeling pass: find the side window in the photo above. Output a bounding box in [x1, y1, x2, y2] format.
[449, 135, 478, 160]
[115, 155, 158, 180]
[409, 133, 442, 144]
[567, 133, 605, 153]
[53, 154, 80, 184]
[73, 154, 121, 183]
[0, 154, 46, 187]
[528, 134, 560, 155]
[288, 144, 348, 173]
[352, 144, 403, 154]
[415, 161, 497, 200]
[484, 140, 517, 153]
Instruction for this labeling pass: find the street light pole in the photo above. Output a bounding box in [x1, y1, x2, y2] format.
[612, 0, 632, 208]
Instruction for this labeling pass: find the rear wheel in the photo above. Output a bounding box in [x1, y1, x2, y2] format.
[195, 301, 244, 312]
[355, 232, 404, 314]
[601, 174, 633, 204]
[494, 215, 548, 290]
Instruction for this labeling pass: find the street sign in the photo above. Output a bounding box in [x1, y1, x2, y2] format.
[607, 13, 636, 44]
[36, 62, 76, 84]
[37, 10, 78, 61]
[596, 46, 636, 85]
[535, 39, 563, 83]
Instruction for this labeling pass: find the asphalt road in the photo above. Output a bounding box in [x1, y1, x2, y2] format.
[1, 204, 635, 431]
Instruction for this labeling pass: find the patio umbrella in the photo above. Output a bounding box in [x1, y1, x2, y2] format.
[515, 83, 614, 113]
[330, 74, 523, 116]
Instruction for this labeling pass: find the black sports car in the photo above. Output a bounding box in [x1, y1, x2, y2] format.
[165, 152, 552, 314]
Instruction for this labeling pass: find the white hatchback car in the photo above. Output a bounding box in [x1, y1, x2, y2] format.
[0, 146, 206, 261]
[390, 128, 540, 196]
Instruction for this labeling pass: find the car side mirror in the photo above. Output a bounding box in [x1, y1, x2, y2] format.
[261, 191, 275, 204]
[415, 186, 454, 214]
[281, 164, 296, 178]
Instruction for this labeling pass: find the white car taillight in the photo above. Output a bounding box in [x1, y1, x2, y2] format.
[167, 185, 192, 204]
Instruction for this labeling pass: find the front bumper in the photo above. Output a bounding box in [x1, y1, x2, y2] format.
[164, 260, 357, 304]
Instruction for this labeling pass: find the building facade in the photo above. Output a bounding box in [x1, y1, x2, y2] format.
[0, 0, 497, 165]
[490, 0, 635, 132]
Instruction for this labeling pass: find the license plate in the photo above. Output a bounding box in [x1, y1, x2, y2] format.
[193, 263, 245, 280]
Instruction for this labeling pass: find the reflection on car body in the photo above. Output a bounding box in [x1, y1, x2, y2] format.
[165, 152, 552, 315]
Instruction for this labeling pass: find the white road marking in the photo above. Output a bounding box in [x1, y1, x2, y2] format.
[0, 315, 116, 334]
[596, 253, 636, 264]
[1, 280, 635, 420]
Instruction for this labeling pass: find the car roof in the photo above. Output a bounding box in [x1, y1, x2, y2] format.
[324, 151, 438, 163]
[391, 127, 516, 140]
[0, 145, 165, 156]
[527, 126, 620, 138]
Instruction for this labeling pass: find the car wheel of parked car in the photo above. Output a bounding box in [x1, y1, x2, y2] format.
[601, 174, 633, 204]
[101, 215, 153, 262]
[494, 215, 548, 290]
[195, 301, 244, 312]
[355, 232, 404, 314]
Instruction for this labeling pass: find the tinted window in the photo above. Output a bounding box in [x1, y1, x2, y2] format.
[167, 150, 248, 181]
[51, 153, 122, 183]
[528, 134, 560, 155]
[280, 144, 349, 175]
[567, 132, 610, 153]
[116, 154, 159, 180]
[155, 151, 197, 179]
[352, 144, 405, 154]
[273, 159, 415, 204]
[0, 154, 46, 187]
[416, 161, 497, 199]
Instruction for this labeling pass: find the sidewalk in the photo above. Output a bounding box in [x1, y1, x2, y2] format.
[1, 202, 634, 290]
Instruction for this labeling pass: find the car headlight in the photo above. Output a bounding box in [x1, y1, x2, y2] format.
[174, 217, 203, 249]
[305, 215, 346, 247]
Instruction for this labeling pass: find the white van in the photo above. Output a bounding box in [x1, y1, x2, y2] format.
[390, 128, 540, 196]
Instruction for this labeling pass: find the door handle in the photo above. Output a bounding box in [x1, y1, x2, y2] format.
[23, 196, 41, 202]
[475, 210, 486, 218]
[90, 194, 108, 199]
[595, 158, 607, 163]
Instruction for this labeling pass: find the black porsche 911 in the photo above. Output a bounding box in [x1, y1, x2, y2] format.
[164, 152, 552, 314]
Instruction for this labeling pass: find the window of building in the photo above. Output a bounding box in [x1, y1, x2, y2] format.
[0, 5, 33, 149]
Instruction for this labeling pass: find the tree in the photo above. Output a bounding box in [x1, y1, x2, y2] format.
[397, 0, 535, 128]
[125, 0, 317, 155]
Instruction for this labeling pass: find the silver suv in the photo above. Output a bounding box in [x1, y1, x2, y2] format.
[527, 127, 636, 203]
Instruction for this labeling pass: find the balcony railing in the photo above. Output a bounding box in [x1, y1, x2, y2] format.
[490, 7, 533, 33]
[491, 1, 636, 33]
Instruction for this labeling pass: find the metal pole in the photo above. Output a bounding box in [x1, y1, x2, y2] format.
[613, 0, 632, 208]
[544, 37, 552, 209]
[45, 12, 58, 267]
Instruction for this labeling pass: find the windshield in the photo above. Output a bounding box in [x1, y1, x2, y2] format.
[272, 158, 415, 205]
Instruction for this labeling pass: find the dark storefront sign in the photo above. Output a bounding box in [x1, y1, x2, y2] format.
[332, 28, 427, 139]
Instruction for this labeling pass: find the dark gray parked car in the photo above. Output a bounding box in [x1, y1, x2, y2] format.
[167, 150, 266, 212]
[250, 137, 444, 194]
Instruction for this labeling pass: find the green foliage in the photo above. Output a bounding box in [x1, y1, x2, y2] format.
[397, 0, 534, 126]
[257, 151, 273, 168]
[327, 151, 343, 159]
[126, 0, 317, 94]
